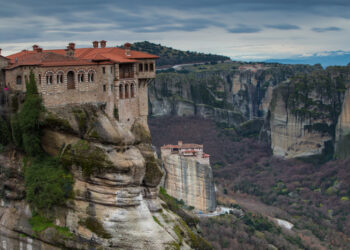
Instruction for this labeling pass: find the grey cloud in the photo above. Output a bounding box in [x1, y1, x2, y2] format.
[227, 25, 261, 33]
[312, 26, 343, 32]
[265, 24, 300, 30]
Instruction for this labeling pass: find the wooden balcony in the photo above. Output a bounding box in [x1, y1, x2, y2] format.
[119, 71, 134, 79]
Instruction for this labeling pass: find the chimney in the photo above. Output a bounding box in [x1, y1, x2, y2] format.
[178, 141, 183, 146]
[124, 42, 131, 56]
[69, 42, 75, 50]
[92, 41, 98, 48]
[32, 44, 39, 51]
[66, 42, 75, 57]
[100, 40, 107, 48]
[37, 48, 43, 53]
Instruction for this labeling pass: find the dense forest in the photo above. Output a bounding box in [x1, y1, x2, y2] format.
[125, 41, 230, 67]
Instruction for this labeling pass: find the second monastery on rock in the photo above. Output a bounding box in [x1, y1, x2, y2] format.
[0, 41, 158, 126]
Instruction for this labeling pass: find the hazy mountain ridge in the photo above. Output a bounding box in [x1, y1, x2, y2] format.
[265, 50, 350, 67]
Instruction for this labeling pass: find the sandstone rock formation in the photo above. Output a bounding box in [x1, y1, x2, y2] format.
[335, 87, 350, 159]
[0, 104, 204, 249]
[149, 63, 319, 125]
[268, 67, 350, 159]
[269, 89, 332, 158]
[161, 153, 216, 212]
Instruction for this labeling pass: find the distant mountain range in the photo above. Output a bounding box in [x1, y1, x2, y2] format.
[265, 51, 350, 68]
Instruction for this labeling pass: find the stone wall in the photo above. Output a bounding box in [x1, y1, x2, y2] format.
[161, 153, 216, 212]
[4, 60, 155, 126]
[0, 56, 9, 87]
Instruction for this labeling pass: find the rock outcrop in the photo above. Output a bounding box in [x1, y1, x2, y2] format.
[161, 154, 216, 212]
[149, 63, 319, 126]
[268, 67, 350, 159]
[335, 87, 350, 159]
[269, 88, 333, 158]
[0, 103, 204, 249]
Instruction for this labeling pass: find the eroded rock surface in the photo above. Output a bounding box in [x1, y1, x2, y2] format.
[162, 154, 216, 212]
[0, 104, 197, 249]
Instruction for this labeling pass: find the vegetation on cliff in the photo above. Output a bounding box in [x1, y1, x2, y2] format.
[159, 187, 213, 250]
[61, 139, 113, 177]
[127, 41, 230, 67]
[282, 69, 347, 124]
[24, 157, 73, 212]
[11, 71, 43, 156]
[0, 71, 74, 218]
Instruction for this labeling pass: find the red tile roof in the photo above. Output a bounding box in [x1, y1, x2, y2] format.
[6, 52, 105, 69]
[6, 44, 159, 68]
[161, 143, 203, 149]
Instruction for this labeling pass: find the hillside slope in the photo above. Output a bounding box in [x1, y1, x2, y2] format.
[128, 41, 230, 67]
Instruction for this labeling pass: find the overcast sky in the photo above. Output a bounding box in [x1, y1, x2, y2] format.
[1, 0, 349, 60]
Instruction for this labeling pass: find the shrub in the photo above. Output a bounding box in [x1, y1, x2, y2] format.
[0, 116, 11, 146]
[61, 140, 113, 177]
[24, 156, 73, 212]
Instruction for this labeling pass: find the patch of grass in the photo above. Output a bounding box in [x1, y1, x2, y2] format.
[29, 215, 54, 233]
[153, 216, 162, 226]
[173, 225, 183, 245]
[29, 215, 74, 238]
[166, 241, 181, 250]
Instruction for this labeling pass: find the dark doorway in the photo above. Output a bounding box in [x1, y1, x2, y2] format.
[67, 71, 75, 89]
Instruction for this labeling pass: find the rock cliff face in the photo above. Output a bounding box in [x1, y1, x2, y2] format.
[151, 63, 350, 159]
[269, 89, 333, 158]
[268, 66, 350, 159]
[161, 154, 216, 212]
[0, 103, 203, 249]
[149, 63, 319, 126]
[335, 86, 350, 159]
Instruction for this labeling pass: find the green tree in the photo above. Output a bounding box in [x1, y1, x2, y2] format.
[24, 157, 73, 212]
[18, 71, 43, 156]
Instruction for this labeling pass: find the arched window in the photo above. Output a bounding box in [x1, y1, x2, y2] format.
[78, 71, 85, 83]
[119, 84, 123, 99]
[131, 83, 135, 97]
[57, 72, 64, 84]
[46, 72, 53, 85]
[125, 84, 129, 98]
[150, 63, 154, 71]
[16, 75, 22, 85]
[144, 63, 148, 71]
[88, 70, 95, 82]
[139, 63, 143, 72]
[24, 75, 28, 84]
[67, 71, 75, 89]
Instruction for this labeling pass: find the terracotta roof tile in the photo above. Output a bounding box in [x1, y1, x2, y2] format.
[6, 52, 103, 69]
[6, 44, 158, 67]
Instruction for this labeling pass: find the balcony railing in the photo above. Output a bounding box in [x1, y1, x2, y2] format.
[119, 72, 134, 79]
